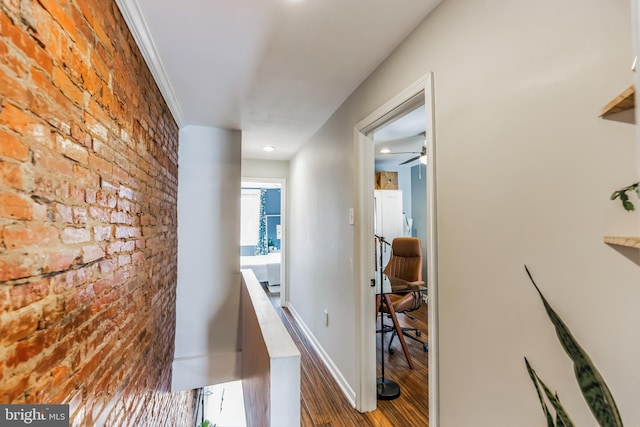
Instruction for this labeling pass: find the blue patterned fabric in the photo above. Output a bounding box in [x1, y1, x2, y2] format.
[256, 189, 268, 255]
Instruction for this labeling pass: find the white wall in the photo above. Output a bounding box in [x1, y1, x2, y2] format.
[173, 126, 242, 391]
[242, 158, 289, 179]
[289, 0, 640, 424]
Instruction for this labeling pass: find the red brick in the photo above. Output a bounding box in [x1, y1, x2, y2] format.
[0, 254, 40, 282]
[121, 241, 135, 252]
[33, 149, 73, 177]
[37, 0, 77, 45]
[0, 0, 189, 420]
[88, 206, 107, 223]
[0, 160, 23, 189]
[0, 129, 29, 160]
[60, 227, 90, 244]
[1, 305, 39, 343]
[0, 37, 27, 75]
[54, 202, 72, 222]
[65, 284, 95, 313]
[3, 222, 59, 249]
[93, 138, 114, 161]
[118, 254, 130, 266]
[27, 122, 53, 149]
[0, 371, 29, 402]
[92, 273, 114, 296]
[53, 66, 84, 106]
[0, 101, 34, 135]
[131, 251, 144, 264]
[0, 10, 52, 74]
[69, 184, 84, 203]
[57, 134, 89, 164]
[93, 225, 111, 241]
[0, 64, 29, 107]
[8, 278, 49, 310]
[88, 152, 112, 176]
[51, 268, 93, 294]
[30, 0, 63, 58]
[70, 122, 92, 148]
[33, 344, 69, 376]
[83, 112, 108, 141]
[44, 248, 80, 273]
[0, 191, 32, 219]
[73, 207, 87, 224]
[82, 244, 104, 263]
[73, 164, 99, 186]
[106, 241, 121, 255]
[5, 324, 59, 368]
[98, 258, 116, 274]
[55, 180, 69, 199]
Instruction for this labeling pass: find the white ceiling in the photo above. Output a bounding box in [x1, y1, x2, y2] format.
[116, 0, 441, 160]
[373, 105, 426, 168]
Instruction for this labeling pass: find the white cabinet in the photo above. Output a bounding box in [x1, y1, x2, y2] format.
[374, 190, 404, 292]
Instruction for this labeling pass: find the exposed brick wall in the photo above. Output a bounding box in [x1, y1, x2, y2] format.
[0, 0, 193, 425]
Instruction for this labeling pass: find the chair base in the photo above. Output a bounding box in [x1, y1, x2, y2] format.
[377, 377, 401, 400]
[389, 327, 428, 353]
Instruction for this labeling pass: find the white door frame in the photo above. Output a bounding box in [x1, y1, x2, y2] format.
[240, 177, 288, 307]
[353, 72, 439, 424]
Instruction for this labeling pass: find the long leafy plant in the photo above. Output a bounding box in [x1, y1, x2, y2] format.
[524, 266, 623, 426]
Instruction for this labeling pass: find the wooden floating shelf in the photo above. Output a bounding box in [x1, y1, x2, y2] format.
[604, 236, 640, 248]
[600, 85, 635, 123]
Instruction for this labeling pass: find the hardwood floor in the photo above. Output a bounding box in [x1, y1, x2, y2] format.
[266, 289, 429, 426]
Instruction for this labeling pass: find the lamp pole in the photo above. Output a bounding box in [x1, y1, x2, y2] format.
[375, 235, 400, 400]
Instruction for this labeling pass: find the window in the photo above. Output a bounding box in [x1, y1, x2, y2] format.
[240, 189, 261, 246]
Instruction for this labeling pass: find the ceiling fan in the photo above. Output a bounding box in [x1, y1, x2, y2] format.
[376, 131, 427, 165]
[398, 145, 426, 165]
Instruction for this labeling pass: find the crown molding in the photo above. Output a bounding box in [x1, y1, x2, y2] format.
[115, 0, 186, 128]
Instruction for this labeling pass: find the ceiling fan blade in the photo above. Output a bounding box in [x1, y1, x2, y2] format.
[399, 155, 420, 165]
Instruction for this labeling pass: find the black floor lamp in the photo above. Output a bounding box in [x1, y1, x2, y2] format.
[375, 234, 400, 400]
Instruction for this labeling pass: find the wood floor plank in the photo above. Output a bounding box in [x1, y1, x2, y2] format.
[266, 289, 428, 426]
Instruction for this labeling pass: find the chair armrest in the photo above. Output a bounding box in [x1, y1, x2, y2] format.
[387, 275, 425, 292]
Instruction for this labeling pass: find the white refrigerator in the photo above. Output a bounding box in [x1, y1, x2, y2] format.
[374, 190, 404, 293]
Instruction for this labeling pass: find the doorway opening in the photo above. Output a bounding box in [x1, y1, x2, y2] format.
[353, 72, 438, 423]
[240, 178, 287, 308]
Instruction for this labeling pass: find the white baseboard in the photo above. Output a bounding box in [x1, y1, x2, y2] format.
[287, 304, 356, 407]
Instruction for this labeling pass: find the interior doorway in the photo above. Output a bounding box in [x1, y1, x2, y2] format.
[353, 72, 438, 422]
[240, 178, 287, 307]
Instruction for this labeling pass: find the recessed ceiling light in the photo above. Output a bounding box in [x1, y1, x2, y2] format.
[380, 148, 390, 154]
[263, 146, 275, 152]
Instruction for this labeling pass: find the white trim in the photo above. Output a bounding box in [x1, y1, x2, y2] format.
[241, 177, 288, 308]
[424, 74, 440, 427]
[288, 304, 357, 407]
[353, 72, 439, 423]
[115, 0, 186, 127]
[353, 130, 377, 412]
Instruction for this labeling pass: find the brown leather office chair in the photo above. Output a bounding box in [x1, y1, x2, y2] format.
[378, 237, 427, 369]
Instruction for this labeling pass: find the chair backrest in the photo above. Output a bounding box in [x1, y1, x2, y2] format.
[383, 237, 422, 283]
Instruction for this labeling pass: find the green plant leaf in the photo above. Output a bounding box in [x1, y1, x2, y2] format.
[610, 182, 639, 211]
[537, 378, 574, 427]
[525, 266, 623, 427]
[555, 392, 573, 427]
[525, 357, 556, 427]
